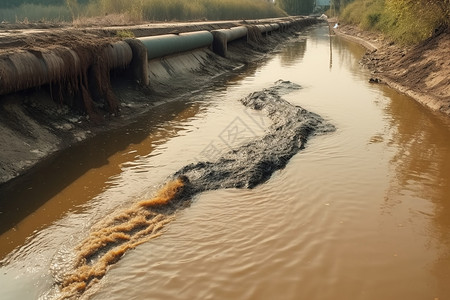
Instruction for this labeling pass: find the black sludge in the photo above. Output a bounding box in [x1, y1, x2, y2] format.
[175, 80, 335, 195]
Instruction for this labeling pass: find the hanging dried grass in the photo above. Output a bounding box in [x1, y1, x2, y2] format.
[246, 25, 265, 43]
[87, 41, 133, 115]
[0, 58, 17, 95]
[0, 40, 133, 120]
[125, 38, 149, 86]
[5, 51, 44, 92]
[52, 46, 82, 96]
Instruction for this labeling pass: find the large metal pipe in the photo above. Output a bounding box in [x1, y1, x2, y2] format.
[138, 31, 213, 60]
[103, 41, 133, 69]
[270, 23, 280, 31]
[0, 41, 132, 96]
[125, 39, 149, 86]
[211, 26, 248, 57]
[255, 24, 273, 34]
[224, 26, 249, 42]
[0, 17, 322, 97]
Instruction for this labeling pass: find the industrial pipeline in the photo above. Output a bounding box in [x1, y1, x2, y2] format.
[0, 17, 322, 117]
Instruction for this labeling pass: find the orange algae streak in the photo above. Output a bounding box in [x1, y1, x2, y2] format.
[138, 177, 185, 207]
[59, 178, 186, 298]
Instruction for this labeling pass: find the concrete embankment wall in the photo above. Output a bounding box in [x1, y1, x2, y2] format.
[0, 16, 323, 185]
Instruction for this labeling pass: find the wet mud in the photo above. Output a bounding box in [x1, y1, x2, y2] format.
[51, 80, 334, 299]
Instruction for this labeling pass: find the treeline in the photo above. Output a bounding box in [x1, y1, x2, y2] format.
[339, 0, 449, 43]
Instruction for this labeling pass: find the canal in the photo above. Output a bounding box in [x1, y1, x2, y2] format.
[1, 24, 450, 300]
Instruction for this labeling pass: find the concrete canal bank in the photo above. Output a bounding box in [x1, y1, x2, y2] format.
[0, 16, 322, 185]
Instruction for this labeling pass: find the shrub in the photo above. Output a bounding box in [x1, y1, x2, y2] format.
[365, 13, 380, 28]
[340, 0, 449, 44]
[382, 0, 447, 44]
[116, 29, 135, 38]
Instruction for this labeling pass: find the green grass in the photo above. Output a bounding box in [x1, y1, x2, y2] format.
[116, 29, 135, 38]
[340, 0, 384, 29]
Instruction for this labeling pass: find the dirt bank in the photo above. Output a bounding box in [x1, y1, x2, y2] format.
[0, 18, 322, 186]
[331, 23, 450, 117]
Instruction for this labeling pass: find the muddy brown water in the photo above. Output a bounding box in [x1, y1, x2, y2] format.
[1, 24, 450, 299]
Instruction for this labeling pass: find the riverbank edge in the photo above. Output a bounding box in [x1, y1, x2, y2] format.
[330, 22, 450, 118]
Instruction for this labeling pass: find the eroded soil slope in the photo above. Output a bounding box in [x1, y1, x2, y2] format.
[334, 24, 450, 116]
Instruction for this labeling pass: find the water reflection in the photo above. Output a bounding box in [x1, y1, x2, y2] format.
[332, 36, 367, 74]
[279, 38, 307, 67]
[380, 85, 450, 296]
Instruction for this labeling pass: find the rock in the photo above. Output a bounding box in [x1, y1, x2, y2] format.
[369, 77, 382, 84]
